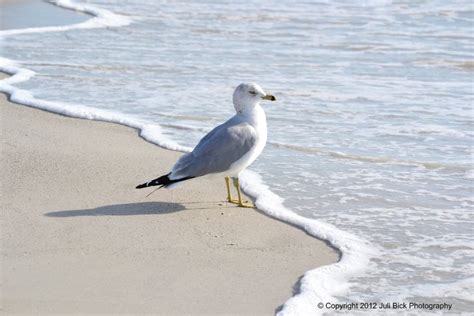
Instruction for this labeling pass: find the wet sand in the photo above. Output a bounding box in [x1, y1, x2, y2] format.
[1, 92, 337, 314]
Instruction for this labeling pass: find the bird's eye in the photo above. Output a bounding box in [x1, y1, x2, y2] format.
[249, 91, 257, 95]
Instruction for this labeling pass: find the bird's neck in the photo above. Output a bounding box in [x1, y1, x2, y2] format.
[238, 104, 266, 128]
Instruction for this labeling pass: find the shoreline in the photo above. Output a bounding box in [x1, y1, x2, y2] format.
[1, 84, 338, 313]
[1, 0, 471, 313]
[0, 0, 89, 31]
[0, 1, 349, 314]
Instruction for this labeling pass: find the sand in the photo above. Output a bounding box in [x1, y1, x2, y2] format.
[0, 92, 338, 314]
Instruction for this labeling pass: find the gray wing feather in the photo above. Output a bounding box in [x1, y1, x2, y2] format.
[170, 117, 257, 179]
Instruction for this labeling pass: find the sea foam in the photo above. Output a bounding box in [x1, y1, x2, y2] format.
[0, 0, 131, 37]
[0, 1, 376, 315]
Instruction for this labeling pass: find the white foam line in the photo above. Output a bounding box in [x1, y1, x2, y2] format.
[240, 170, 377, 315]
[0, 59, 189, 152]
[0, 0, 131, 37]
[0, 1, 376, 315]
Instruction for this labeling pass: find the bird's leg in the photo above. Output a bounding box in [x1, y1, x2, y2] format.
[233, 177, 255, 208]
[225, 177, 239, 204]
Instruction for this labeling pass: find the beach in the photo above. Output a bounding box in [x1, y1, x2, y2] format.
[1, 91, 337, 314]
[2, 0, 472, 314]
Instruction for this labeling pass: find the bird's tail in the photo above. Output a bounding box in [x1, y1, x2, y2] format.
[135, 173, 194, 189]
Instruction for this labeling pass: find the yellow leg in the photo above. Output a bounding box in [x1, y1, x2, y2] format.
[225, 177, 239, 203]
[233, 177, 255, 208]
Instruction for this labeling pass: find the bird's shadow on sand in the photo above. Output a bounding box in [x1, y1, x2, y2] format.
[44, 202, 185, 217]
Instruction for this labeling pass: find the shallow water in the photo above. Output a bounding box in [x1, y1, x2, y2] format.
[0, 0, 88, 29]
[1, 0, 473, 313]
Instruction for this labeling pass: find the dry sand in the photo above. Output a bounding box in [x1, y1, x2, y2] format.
[1, 93, 337, 314]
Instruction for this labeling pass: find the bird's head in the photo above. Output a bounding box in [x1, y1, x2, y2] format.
[232, 83, 276, 113]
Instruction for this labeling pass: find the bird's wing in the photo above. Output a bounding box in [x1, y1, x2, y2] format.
[170, 117, 257, 180]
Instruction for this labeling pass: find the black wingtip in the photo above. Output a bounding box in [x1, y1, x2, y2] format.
[136, 183, 148, 189]
[136, 173, 194, 190]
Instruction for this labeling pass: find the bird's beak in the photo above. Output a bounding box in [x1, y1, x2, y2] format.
[262, 94, 276, 101]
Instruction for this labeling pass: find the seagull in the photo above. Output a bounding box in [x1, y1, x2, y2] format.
[136, 83, 276, 208]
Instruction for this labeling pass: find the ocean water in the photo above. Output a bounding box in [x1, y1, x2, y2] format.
[1, 0, 473, 314]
